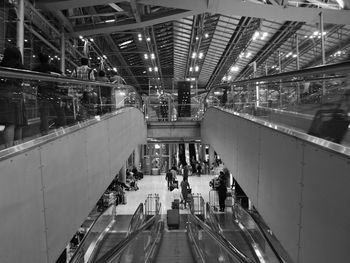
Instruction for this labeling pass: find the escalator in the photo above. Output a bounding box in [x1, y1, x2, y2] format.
[155, 231, 193, 263]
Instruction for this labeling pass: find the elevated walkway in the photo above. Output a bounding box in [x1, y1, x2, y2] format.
[147, 121, 201, 143]
[201, 107, 350, 263]
[0, 108, 146, 263]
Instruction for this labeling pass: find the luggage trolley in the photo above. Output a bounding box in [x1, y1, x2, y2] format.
[145, 193, 160, 217]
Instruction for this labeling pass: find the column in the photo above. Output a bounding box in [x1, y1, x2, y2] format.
[134, 145, 140, 170]
[60, 29, 66, 73]
[208, 145, 215, 169]
[16, 0, 24, 60]
[118, 165, 126, 184]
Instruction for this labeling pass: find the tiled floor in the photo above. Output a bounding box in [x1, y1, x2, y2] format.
[116, 174, 213, 215]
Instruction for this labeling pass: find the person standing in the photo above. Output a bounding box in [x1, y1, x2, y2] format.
[0, 47, 27, 147]
[180, 177, 190, 209]
[32, 52, 66, 135]
[71, 57, 95, 80]
[217, 171, 227, 212]
[183, 163, 189, 181]
[165, 169, 173, 190]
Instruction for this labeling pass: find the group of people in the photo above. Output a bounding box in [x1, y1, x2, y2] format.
[0, 46, 124, 148]
[166, 165, 191, 209]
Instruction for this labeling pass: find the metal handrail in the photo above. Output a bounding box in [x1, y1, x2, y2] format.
[95, 205, 161, 263]
[127, 203, 144, 235]
[69, 203, 116, 263]
[235, 204, 285, 263]
[209, 106, 350, 157]
[188, 212, 256, 263]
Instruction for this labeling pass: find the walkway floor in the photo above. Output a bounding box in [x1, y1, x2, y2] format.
[116, 174, 214, 215]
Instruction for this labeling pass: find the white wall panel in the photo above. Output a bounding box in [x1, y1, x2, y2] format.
[0, 108, 147, 263]
[300, 144, 350, 263]
[0, 149, 46, 263]
[258, 128, 302, 261]
[202, 107, 350, 263]
[40, 131, 90, 263]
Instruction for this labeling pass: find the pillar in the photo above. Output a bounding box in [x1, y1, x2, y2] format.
[118, 165, 126, 184]
[60, 29, 66, 73]
[134, 145, 140, 170]
[16, 0, 24, 60]
[208, 145, 215, 168]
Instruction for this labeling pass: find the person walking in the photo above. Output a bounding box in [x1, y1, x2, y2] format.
[180, 177, 191, 209]
[165, 169, 173, 190]
[217, 171, 227, 212]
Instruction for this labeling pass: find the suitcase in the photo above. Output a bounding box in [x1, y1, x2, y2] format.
[167, 209, 180, 229]
[171, 199, 180, 209]
[308, 108, 349, 144]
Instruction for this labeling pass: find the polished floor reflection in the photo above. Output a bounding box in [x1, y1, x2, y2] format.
[116, 174, 213, 215]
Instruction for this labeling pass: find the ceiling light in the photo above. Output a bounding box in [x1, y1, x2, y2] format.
[144, 54, 149, 59]
[89, 38, 94, 42]
[336, 0, 344, 8]
[149, 67, 152, 72]
[198, 52, 203, 59]
[138, 34, 142, 38]
[119, 40, 133, 47]
[192, 52, 197, 59]
[222, 76, 227, 81]
[205, 33, 209, 38]
[79, 35, 83, 39]
[195, 66, 199, 72]
[230, 66, 239, 72]
[227, 76, 232, 80]
[151, 53, 155, 59]
[146, 37, 151, 42]
[189, 67, 193, 72]
[154, 66, 158, 72]
[195, 36, 199, 40]
[313, 31, 319, 36]
[292, 54, 297, 58]
[103, 55, 107, 59]
[105, 19, 115, 23]
[246, 52, 252, 58]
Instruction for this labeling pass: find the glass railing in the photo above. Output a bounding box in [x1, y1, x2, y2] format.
[95, 202, 162, 263]
[187, 211, 256, 263]
[0, 67, 142, 150]
[204, 61, 350, 144]
[233, 204, 284, 263]
[144, 95, 204, 122]
[69, 204, 116, 263]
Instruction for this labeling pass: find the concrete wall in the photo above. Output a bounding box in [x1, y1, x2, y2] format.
[201, 107, 350, 263]
[0, 108, 147, 263]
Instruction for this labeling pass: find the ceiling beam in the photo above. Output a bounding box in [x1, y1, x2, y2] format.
[35, 0, 128, 10]
[138, 0, 350, 25]
[71, 10, 198, 36]
[35, 0, 350, 25]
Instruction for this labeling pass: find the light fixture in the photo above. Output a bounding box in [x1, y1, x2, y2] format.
[144, 54, 149, 59]
[230, 66, 239, 72]
[113, 67, 117, 71]
[119, 40, 133, 47]
[198, 52, 203, 59]
[195, 36, 199, 40]
[154, 66, 158, 72]
[79, 35, 83, 39]
[149, 67, 152, 72]
[192, 52, 197, 59]
[105, 19, 115, 23]
[151, 53, 155, 59]
[205, 33, 209, 38]
[138, 33, 142, 38]
[89, 38, 94, 42]
[195, 65, 199, 72]
[246, 52, 252, 58]
[146, 37, 151, 42]
[189, 67, 193, 72]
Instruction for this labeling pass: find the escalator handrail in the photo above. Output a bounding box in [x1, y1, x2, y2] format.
[143, 220, 164, 263]
[95, 204, 161, 263]
[69, 203, 116, 263]
[205, 203, 262, 263]
[127, 203, 144, 235]
[237, 205, 285, 263]
[188, 212, 256, 263]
